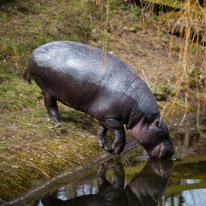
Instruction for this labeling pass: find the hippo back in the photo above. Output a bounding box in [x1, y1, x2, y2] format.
[29, 41, 159, 123]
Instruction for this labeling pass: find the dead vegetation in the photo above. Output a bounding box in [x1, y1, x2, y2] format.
[0, 0, 205, 202]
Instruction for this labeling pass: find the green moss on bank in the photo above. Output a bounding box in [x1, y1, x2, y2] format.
[0, 126, 102, 200]
[0, 75, 103, 200]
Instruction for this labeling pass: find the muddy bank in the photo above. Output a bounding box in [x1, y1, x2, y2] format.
[1, 141, 139, 206]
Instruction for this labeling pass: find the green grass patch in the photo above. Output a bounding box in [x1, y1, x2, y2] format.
[0, 0, 103, 201]
[119, 3, 143, 18]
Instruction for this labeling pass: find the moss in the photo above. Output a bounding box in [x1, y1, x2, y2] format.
[0, 127, 104, 200]
[0, 72, 103, 200]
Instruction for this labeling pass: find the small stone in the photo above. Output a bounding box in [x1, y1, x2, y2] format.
[55, 123, 61, 128]
[128, 27, 136, 32]
[46, 118, 51, 122]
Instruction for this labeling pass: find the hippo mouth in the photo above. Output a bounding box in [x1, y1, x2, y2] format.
[148, 141, 174, 160]
[148, 143, 162, 159]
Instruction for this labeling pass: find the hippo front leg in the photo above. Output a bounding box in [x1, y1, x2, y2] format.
[98, 118, 125, 154]
[97, 125, 113, 153]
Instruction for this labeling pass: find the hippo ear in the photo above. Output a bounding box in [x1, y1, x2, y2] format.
[153, 119, 160, 127]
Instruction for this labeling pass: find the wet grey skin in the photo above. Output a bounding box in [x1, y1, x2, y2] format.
[23, 41, 174, 159]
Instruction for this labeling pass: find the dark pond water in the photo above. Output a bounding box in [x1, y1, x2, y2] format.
[26, 120, 206, 206]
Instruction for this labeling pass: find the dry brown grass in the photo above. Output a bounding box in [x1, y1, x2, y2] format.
[94, 0, 206, 125]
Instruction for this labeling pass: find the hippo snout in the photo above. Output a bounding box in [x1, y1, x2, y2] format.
[149, 140, 174, 160]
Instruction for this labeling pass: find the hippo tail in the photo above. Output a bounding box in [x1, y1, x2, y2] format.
[23, 68, 32, 84]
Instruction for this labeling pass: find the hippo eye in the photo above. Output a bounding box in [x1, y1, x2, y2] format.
[154, 119, 159, 127]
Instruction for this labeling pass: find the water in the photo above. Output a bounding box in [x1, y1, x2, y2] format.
[34, 159, 206, 206]
[26, 122, 206, 206]
[3, 119, 205, 206]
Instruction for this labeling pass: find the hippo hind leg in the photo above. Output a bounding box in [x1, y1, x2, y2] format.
[43, 91, 62, 123]
[98, 118, 125, 154]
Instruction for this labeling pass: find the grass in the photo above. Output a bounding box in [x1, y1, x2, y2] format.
[0, 0, 105, 201]
[0, 0, 205, 202]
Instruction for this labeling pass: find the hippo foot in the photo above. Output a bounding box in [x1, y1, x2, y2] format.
[50, 114, 62, 123]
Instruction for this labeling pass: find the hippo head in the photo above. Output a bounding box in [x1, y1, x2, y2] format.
[130, 117, 174, 159]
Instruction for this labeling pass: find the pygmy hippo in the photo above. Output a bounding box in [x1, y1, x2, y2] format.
[23, 41, 174, 159]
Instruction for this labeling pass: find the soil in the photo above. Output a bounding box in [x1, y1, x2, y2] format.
[0, 0, 205, 203]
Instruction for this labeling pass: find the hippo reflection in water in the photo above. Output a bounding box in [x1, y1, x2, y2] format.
[41, 160, 173, 206]
[24, 41, 174, 159]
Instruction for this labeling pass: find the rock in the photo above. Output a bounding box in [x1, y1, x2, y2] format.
[55, 123, 61, 128]
[163, 18, 206, 45]
[153, 87, 167, 101]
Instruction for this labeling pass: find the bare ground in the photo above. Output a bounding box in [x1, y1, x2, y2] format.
[0, 0, 205, 203]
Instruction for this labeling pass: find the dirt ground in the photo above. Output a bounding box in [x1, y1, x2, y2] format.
[0, 0, 205, 203]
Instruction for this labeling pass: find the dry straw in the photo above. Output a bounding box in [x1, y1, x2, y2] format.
[89, 0, 205, 126]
